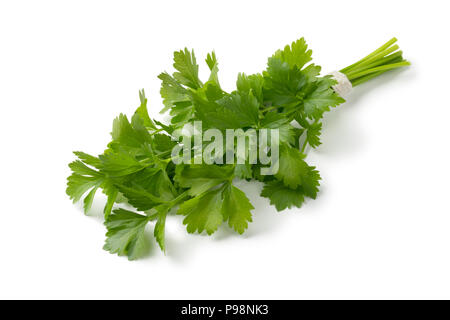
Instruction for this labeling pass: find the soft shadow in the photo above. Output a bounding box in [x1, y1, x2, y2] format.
[315, 68, 410, 158]
[164, 235, 194, 262]
[234, 179, 288, 238]
[339, 67, 410, 110]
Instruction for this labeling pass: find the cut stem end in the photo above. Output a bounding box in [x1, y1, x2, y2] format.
[340, 38, 409, 87]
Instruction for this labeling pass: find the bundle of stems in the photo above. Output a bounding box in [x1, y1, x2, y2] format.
[340, 37, 410, 86]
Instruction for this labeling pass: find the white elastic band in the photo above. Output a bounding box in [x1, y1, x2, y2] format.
[329, 71, 352, 98]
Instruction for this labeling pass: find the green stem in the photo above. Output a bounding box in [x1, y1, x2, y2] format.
[300, 139, 308, 153]
[339, 37, 409, 87]
[300, 119, 319, 153]
[357, 51, 403, 70]
[262, 105, 283, 113]
[347, 61, 410, 80]
[340, 37, 397, 73]
[170, 191, 190, 205]
[350, 70, 386, 86]
[348, 44, 400, 73]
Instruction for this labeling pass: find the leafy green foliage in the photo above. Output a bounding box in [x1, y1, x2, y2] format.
[275, 143, 321, 196]
[178, 188, 225, 235]
[193, 90, 259, 130]
[67, 155, 105, 215]
[222, 184, 254, 234]
[153, 207, 168, 252]
[261, 181, 305, 211]
[302, 76, 344, 119]
[67, 37, 351, 260]
[295, 115, 322, 148]
[135, 89, 157, 130]
[158, 72, 190, 113]
[177, 181, 253, 235]
[173, 48, 202, 89]
[206, 51, 220, 86]
[236, 73, 264, 103]
[103, 209, 150, 261]
[272, 37, 312, 70]
[175, 164, 234, 196]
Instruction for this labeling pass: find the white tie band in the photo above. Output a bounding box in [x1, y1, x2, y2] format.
[329, 71, 353, 98]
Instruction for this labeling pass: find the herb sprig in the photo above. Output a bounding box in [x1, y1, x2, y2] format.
[67, 37, 409, 260]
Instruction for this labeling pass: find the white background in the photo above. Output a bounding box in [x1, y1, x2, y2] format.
[1, 0, 449, 299]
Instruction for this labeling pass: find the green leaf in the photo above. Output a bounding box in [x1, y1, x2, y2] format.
[261, 180, 305, 211]
[134, 89, 157, 130]
[192, 95, 240, 129]
[263, 57, 307, 107]
[66, 160, 103, 205]
[116, 168, 174, 211]
[306, 121, 322, 148]
[298, 163, 321, 199]
[278, 123, 296, 145]
[259, 113, 296, 145]
[272, 37, 312, 70]
[303, 76, 345, 119]
[178, 188, 224, 235]
[275, 144, 321, 195]
[152, 133, 178, 155]
[175, 164, 234, 196]
[194, 91, 260, 129]
[222, 184, 254, 234]
[128, 168, 176, 202]
[236, 73, 264, 103]
[99, 148, 145, 177]
[261, 113, 303, 147]
[203, 81, 224, 101]
[173, 48, 202, 89]
[303, 63, 322, 80]
[295, 114, 322, 148]
[116, 184, 163, 211]
[103, 209, 150, 260]
[154, 120, 176, 135]
[158, 72, 191, 112]
[169, 101, 195, 127]
[275, 144, 305, 188]
[206, 51, 220, 86]
[111, 114, 151, 149]
[73, 151, 102, 169]
[103, 185, 118, 219]
[219, 91, 260, 126]
[153, 206, 168, 253]
[83, 185, 99, 213]
[260, 111, 289, 128]
[264, 45, 343, 120]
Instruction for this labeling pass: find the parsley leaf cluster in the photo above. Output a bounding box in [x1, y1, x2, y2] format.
[67, 37, 408, 260]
